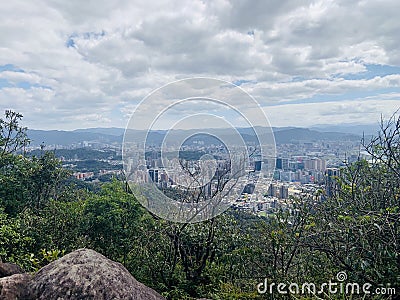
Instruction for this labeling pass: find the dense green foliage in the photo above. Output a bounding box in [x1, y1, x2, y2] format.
[0, 110, 399, 299]
[28, 148, 120, 161]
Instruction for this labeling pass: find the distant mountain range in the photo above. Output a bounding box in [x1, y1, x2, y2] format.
[310, 123, 381, 136]
[27, 129, 122, 146]
[27, 125, 368, 147]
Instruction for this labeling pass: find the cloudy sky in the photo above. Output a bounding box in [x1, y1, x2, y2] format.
[0, 0, 399, 130]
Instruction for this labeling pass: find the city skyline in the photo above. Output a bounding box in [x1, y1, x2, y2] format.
[1, 1, 400, 130]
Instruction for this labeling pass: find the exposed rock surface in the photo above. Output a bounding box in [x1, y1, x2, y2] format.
[0, 273, 32, 299]
[0, 262, 24, 278]
[29, 248, 165, 299]
[0, 248, 165, 300]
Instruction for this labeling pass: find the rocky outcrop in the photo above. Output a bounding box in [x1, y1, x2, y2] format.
[0, 249, 165, 300]
[0, 273, 32, 299]
[0, 262, 24, 278]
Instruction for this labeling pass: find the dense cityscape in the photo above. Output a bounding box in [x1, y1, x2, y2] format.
[26, 127, 368, 218]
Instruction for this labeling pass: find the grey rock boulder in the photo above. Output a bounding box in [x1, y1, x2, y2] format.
[0, 273, 32, 299]
[29, 248, 165, 299]
[0, 262, 24, 278]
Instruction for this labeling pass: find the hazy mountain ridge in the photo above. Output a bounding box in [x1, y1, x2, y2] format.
[310, 123, 381, 136]
[27, 126, 363, 147]
[27, 129, 121, 146]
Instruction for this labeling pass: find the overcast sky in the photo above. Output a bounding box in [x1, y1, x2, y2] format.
[0, 0, 399, 130]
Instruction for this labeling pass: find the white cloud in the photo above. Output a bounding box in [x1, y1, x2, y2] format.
[0, 0, 399, 129]
[263, 97, 400, 127]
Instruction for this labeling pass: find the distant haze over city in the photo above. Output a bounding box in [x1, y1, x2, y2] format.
[26, 125, 372, 148]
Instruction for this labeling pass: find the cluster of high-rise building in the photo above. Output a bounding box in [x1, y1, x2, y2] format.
[73, 172, 94, 180]
[324, 167, 340, 198]
[266, 183, 289, 199]
[122, 136, 360, 217]
[274, 156, 327, 183]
